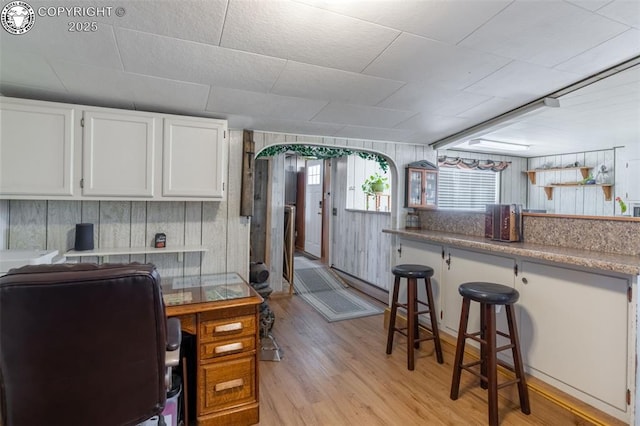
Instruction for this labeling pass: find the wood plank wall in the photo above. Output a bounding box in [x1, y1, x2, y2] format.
[0, 131, 250, 281]
[527, 149, 615, 216]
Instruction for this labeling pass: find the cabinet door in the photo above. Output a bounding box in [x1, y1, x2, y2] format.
[0, 101, 74, 196]
[442, 248, 515, 342]
[83, 111, 157, 197]
[163, 117, 227, 199]
[406, 169, 424, 207]
[626, 159, 640, 202]
[517, 261, 628, 414]
[398, 239, 443, 327]
[424, 171, 437, 207]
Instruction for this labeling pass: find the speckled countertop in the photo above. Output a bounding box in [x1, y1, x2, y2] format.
[383, 229, 640, 276]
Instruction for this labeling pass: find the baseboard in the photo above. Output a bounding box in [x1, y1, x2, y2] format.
[383, 308, 624, 426]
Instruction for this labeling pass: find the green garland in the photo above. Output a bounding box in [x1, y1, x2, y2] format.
[257, 144, 388, 172]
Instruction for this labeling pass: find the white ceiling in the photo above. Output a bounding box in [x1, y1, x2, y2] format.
[1, 0, 639, 157]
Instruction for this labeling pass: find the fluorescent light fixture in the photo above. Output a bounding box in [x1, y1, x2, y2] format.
[468, 139, 529, 151]
[430, 97, 560, 150]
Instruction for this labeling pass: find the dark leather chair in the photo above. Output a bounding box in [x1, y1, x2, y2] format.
[0, 263, 181, 426]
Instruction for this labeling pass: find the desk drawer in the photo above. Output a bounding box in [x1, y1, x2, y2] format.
[200, 315, 255, 343]
[199, 356, 256, 414]
[201, 335, 255, 360]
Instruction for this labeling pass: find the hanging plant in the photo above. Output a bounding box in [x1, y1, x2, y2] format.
[258, 144, 388, 172]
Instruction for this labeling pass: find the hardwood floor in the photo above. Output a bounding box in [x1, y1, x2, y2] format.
[258, 292, 622, 426]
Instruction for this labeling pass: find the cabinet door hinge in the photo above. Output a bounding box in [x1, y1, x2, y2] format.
[627, 389, 631, 405]
[80, 178, 84, 189]
[440, 310, 443, 320]
[628, 286, 632, 303]
[222, 182, 225, 191]
[224, 130, 226, 139]
[441, 248, 445, 259]
[514, 264, 518, 277]
[80, 117, 84, 127]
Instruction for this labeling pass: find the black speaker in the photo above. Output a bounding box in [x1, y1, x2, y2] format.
[74, 223, 94, 251]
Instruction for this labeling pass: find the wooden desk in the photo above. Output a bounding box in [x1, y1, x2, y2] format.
[162, 273, 263, 426]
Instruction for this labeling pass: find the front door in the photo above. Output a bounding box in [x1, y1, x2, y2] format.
[304, 160, 323, 258]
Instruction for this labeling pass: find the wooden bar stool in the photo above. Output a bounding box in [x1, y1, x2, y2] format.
[450, 282, 530, 426]
[386, 264, 443, 370]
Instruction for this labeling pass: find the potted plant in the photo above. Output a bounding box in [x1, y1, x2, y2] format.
[362, 173, 389, 196]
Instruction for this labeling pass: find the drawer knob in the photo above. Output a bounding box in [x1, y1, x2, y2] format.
[214, 342, 243, 354]
[214, 322, 243, 333]
[215, 378, 244, 392]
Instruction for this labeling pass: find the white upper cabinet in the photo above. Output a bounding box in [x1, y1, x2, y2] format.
[163, 116, 227, 199]
[83, 111, 158, 198]
[0, 99, 75, 197]
[0, 97, 229, 201]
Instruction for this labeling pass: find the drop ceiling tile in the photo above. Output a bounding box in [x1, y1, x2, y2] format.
[0, 18, 122, 70]
[464, 61, 581, 100]
[565, 0, 615, 12]
[242, 116, 344, 137]
[311, 103, 414, 128]
[220, 0, 399, 72]
[0, 48, 66, 92]
[363, 33, 510, 89]
[297, 0, 511, 44]
[49, 60, 134, 104]
[90, 0, 228, 45]
[0, 82, 135, 110]
[455, 97, 526, 121]
[377, 82, 491, 116]
[125, 73, 210, 113]
[270, 61, 405, 105]
[206, 86, 328, 121]
[459, 0, 629, 67]
[555, 29, 640, 75]
[116, 28, 286, 93]
[597, 0, 640, 28]
[333, 125, 415, 142]
[394, 112, 472, 134]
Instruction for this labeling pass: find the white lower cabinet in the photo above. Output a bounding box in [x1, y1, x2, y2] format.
[83, 111, 158, 197]
[517, 260, 630, 418]
[0, 100, 75, 197]
[441, 247, 515, 343]
[397, 239, 443, 328]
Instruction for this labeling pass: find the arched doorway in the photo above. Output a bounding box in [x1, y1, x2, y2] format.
[251, 142, 398, 297]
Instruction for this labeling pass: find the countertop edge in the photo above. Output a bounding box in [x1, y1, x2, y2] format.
[384, 229, 640, 276]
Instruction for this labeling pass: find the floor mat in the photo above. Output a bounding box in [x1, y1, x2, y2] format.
[293, 256, 384, 322]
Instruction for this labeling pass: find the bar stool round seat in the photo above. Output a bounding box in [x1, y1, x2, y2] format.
[386, 264, 443, 371]
[450, 281, 530, 426]
[391, 264, 434, 279]
[458, 282, 519, 305]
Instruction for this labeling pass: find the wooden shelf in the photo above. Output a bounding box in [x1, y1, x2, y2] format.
[543, 184, 613, 201]
[524, 167, 591, 185]
[66, 245, 208, 262]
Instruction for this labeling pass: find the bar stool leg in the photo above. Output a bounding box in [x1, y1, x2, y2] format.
[407, 277, 416, 370]
[450, 297, 470, 399]
[506, 304, 531, 415]
[486, 304, 498, 426]
[480, 303, 488, 390]
[414, 279, 420, 349]
[386, 276, 401, 354]
[425, 277, 444, 364]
